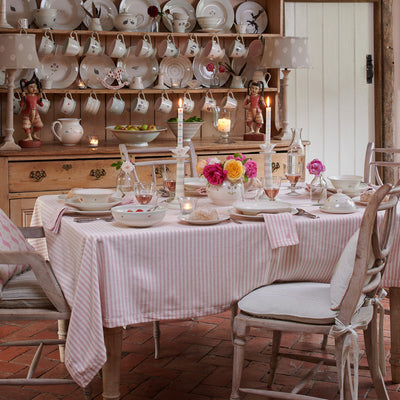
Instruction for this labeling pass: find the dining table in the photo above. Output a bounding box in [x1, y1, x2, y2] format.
[30, 186, 400, 400]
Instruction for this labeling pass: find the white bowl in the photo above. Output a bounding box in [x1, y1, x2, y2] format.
[168, 122, 203, 142]
[71, 188, 116, 203]
[328, 175, 363, 194]
[197, 16, 220, 30]
[321, 192, 357, 214]
[111, 204, 168, 227]
[106, 126, 167, 147]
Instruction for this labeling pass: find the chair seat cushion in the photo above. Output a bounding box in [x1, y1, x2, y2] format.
[238, 282, 338, 324]
[0, 269, 54, 309]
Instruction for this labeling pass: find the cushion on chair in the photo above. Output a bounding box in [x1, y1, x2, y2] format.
[238, 282, 338, 324]
[0, 269, 54, 309]
[0, 209, 34, 296]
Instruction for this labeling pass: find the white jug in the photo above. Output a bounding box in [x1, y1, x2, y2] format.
[251, 70, 271, 88]
[51, 118, 84, 146]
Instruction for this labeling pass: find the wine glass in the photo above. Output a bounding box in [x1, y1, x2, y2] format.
[284, 162, 303, 196]
[162, 170, 176, 199]
[134, 182, 156, 205]
[262, 176, 281, 201]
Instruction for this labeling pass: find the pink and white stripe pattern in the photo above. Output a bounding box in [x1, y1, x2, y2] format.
[263, 213, 299, 249]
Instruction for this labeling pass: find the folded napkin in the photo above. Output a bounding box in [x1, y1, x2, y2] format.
[43, 205, 70, 234]
[263, 212, 299, 249]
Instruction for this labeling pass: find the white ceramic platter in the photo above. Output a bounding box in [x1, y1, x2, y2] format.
[162, 0, 196, 32]
[159, 56, 193, 88]
[65, 199, 121, 211]
[234, 201, 293, 215]
[6, 0, 37, 27]
[179, 214, 230, 225]
[235, 1, 268, 34]
[36, 55, 78, 89]
[196, 0, 234, 32]
[193, 51, 230, 88]
[117, 47, 158, 88]
[40, 0, 85, 30]
[119, 0, 160, 32]
[80, 55, 115, 89]
[0, 69, 34, 89]
[82, 0, 118, 31]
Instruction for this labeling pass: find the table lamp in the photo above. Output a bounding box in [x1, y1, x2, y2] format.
[260, 36, 311, 141]
[0, 33, 40, 151]
[0, 0, 12, 28]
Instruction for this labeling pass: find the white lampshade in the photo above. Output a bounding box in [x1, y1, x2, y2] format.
[261, 36, 311, 69]
[0, 33, 40, 69]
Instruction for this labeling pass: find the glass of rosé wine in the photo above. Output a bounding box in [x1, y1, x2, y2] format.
[283, 162, 303, 196]
[262, 176, 281, 201]
[134, 182, 156, 205]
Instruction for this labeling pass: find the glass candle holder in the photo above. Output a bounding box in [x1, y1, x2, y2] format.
[88, 136, 99, 147]
[179, 197, 198, 215]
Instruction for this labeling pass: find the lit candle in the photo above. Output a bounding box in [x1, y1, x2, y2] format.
[179, 197, 197, 215]
[78, 79, 87, 89]
[265, 96, 271, 144]
[217, 117, 231, 133]
[89, 136, 99, 147]
[178, 98, 183, 148]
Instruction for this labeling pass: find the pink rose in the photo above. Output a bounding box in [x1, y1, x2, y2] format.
[226, 153, 245, 162]
[244, 159, 257, 178]
[203, 163, 227, 185]
[307, 159, 326, 176]
[218, 65, 225, 73]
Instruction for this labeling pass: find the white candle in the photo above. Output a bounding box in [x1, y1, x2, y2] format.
[178, 98, 183, 148]
[265, 96, 271, 144]
[89, 136, 98, 147]
[217, 117, 231, 133]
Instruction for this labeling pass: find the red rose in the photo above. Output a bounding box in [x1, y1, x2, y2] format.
[147, 6, 159, 18]
[206, 63, 215, 72]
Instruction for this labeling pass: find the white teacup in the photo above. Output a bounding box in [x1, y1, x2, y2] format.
[107, 92, 125, 115]
[203, 35, 225, 59]
[38, 30, 55, 56]
[182, 34, 200, 57]
[59, 92, 76, 115]
[131, 91, 149, 114]
[235, 23, 247, 34]
[158, 35, 179, 58]
[84, 92, 101, 115]
[199, 91, 216, 112]
[221, 91, 237, 109]
[34, 8, 57, 29]
[62, 31, 82, 57]
[107, 33, 128, 58]
[135, 34, 154, 58]
[172, 18, 190, 33]
[13, 93, 21, 115]
[229, 36, 247, 58]
[172, 12, 186, 20]
[155, 91, 172, 114]
[37, 93, 51, 114]
[83, 32, 104, 56]
[182, 91, 194, 114]
[130, 76, 144, 90]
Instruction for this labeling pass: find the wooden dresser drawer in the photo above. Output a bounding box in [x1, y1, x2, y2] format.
[9, 158, 121, 192]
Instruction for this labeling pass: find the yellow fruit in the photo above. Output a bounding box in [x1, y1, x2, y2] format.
[148, 125, 156, 130]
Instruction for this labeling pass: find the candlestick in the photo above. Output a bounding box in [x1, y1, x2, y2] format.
[265, 96, 271, 144]
[177, 98, 183, 149]
[89, 136, 99, 147]
[260, 143, 277, 192]
[169, 146, 190, 209]
[217, 117, 231, 133]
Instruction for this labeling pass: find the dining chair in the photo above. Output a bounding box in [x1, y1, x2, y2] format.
[230, 183, 400, 400]
[364, 142, 400, 185]
[0, 209, 91, 398]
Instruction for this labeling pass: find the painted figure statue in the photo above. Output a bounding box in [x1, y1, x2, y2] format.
[244, 80, 265, 135]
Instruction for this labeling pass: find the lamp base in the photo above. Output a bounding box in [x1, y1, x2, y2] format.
[0, 21, 12, 28]
[0, 141, 21, 151]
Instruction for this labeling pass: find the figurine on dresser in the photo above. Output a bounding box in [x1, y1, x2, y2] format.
[18, 75, 43, 148]
[243, 80, 266, 141]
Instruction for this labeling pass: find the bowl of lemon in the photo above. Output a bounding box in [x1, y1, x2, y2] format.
[106, 124, 167, 147]
[167, 116, 204, 142]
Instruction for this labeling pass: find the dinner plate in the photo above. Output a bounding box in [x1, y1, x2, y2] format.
[179, 214, 230, 225]
[193, 51, 230, 88]
[229, 209, 264, 221]
[36, 54, 79, 89]
[119, 0, 160, 31]
[234, 200, 293, 215]
[65, 199, 121, 211]
[162, 0, 196, 32]
[235, 1, 268, 34]
[40, 0, 85, 30]
[159, 56, 193, 88]
[6, 0, 37, 27]
[80, 55, 116, 89]
[117, 47, 158, 88]
[82, 0, 118, 31]
[65, 209, 112, 216]
[184, 177, 206, 190]
[196, 0, 234, 32]
[320, 207, 359, 215]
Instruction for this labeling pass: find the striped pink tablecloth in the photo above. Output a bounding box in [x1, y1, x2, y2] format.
[31, 193, 400, 387]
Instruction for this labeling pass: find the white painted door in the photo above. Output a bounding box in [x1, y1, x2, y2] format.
[285, 2, 374, 178]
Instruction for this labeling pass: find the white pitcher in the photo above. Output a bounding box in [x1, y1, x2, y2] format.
[51, 118, 84, 146]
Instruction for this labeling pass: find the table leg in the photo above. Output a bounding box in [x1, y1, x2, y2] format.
[102, 327, 123, 400]
[390, 287, 400, 383]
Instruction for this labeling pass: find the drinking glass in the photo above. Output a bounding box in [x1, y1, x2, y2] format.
[134, 182, 156, 205]
[262, 176, 281, 201]
[162, 171, 176, 198]
[284, 163, 303, 196]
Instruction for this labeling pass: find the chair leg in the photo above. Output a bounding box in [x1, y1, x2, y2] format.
[153, 321, 160, 359]
[83, 384, 92, 400]
[334, 334, 354, 399]
[267, 330, 282, 387]
[231, 302, 238, 343]
[57, 319, 68, 363]
[321, 334, 328, 350]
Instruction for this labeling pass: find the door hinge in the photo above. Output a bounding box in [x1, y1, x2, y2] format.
[366, 54, 374, 84]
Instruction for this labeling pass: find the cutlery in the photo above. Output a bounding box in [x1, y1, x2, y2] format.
[295, 208, 319, 219]
[74, 216, 113, 223]
[227, 217, 242, 224]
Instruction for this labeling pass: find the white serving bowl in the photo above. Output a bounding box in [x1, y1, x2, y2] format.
[167, 122, 204, 142]
[106, 126, 167, 147]
[321, 192, 357, 214]
[111, 204, 168, 227]
[197, 16, 220, 30]
[71, 188, 116, 203]
[328, 175, 363, 194]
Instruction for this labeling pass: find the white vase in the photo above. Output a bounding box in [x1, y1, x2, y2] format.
[89, 17, 103, 31]
[206, 181, 244, 206]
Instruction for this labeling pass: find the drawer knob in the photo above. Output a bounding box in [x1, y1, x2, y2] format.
[90, 168, 106, 180]
[29, 170, 47, 182]
[62, 164, 72, 171]
[272, 162, 280, 173]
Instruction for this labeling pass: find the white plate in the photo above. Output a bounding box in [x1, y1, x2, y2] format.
[118, 47, 159, 88]
[36, 54, 79, 89]
[80, 55, 115, 89]
[40, 0, 85, 30]
[184, 177, 206, 190]
[234, 201, 293, 215]
[159, 56, 193, 88]
[196, 0, 234, 32]
[197, 28, 223, 33]
[320, 207, 359, 215]
[162, 0, 196, 32]
[353, 196, 367, 206]
[235, 1, 268, 34]
[66, 209, 112, 216]
[65, 199, 121, 211]
[6, 0, 37, 27]
[179, 214, 230, 225]
[82, 0, 118, 31]
[193, 51, 230, 88]
[229, 209, 264, 221]
[119, 0, 160, 31]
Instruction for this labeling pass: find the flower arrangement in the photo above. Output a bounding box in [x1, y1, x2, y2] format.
[196, 153, 257, 185]
[307, 159, 326, 176]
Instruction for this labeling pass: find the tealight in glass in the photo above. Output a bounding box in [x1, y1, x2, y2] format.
[179, 197, 198, 215]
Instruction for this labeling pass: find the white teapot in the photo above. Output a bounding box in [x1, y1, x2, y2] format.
[108, 12, 144, 31]
[51, 118, 83, 146]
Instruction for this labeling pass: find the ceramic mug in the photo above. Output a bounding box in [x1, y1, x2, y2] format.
[131, 91, 149, 114]
[107, 92, 125, 115]
[62, 31, 82, 56]
[17, 18, 28, 29]
[229, 36, 247, 58]
[84, 92, 101, 115]
[130, 76, 144, 90]
[135, 34, 154, 58]
[37, 92, 51, 114]
[182, 91, 194, 114]
[221, 91, 237, 109]
[13, 93, 21, 115]
[172, 18, 190, 33]
[235, 23, 247, 34]
[203, 35, 225, 59]
[158, 35, 179, 58]
[199, 91, 216, 112]
[107, 33, 128, 58]
[182, 34, 200, 57]
[155, 91, 172, 114]
[59, 92, 76, 115]
[83, 32, 104, 56]
[38, 30, 55, 56]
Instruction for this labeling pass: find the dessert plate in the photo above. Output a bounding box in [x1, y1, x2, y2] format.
[119, 0, 160, 31]
[82, 0, 118, 31]
[6, 0, 37, 28]
[80, 55, 115, 89]
[162, 0, 196, 32]
[36, 54, 78, 89]
[234, 201, 293, 215]
[179, 214, 230, 225]
[193, 51, 230, 88]
[65, 198, 121, 212]
[184, 177, 206, 190]
[159, 56, 193, 88]
[40, 0, 85, 30]
[66, 209, 112, 216]
[235, 1, 268, 34]
[229, 209, 264, 221]
[196, 0, 234, 32]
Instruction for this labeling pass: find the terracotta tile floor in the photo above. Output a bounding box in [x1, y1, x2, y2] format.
[1, 299, 400, 400]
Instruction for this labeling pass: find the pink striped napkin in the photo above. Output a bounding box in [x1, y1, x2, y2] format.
[263, 212, 299, 249]
[43, 205, 70, 234]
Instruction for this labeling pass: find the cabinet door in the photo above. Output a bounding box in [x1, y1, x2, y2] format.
[10, 198, 36, 227]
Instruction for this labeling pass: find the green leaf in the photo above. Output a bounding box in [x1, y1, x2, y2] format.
[111, 161, 122, 170]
